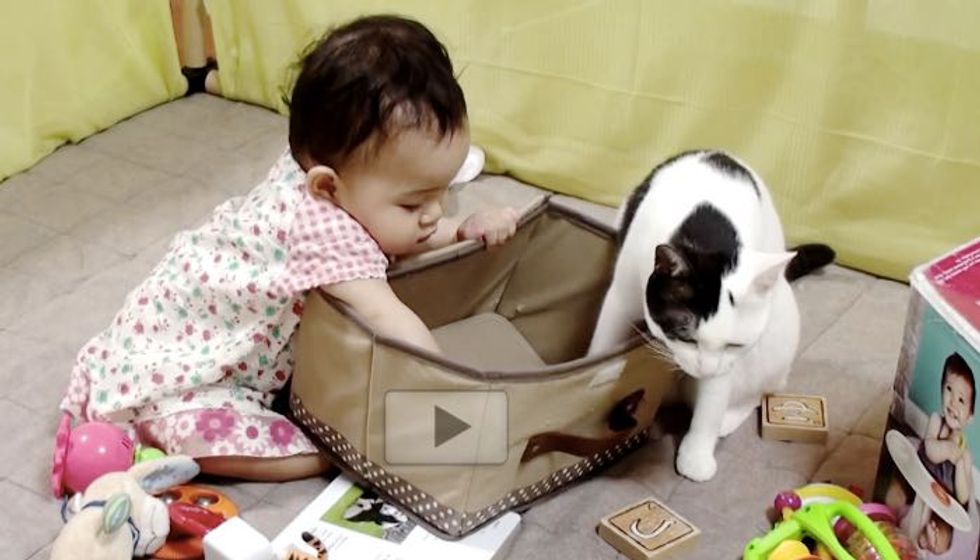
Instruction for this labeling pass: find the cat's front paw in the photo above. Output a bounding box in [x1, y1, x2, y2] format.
[676, 436, 717, 482]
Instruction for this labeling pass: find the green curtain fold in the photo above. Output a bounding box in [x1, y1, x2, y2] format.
[211, 1, 979, 278]
[0, 0, 186, 181]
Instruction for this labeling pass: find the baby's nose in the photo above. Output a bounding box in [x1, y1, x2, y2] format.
[420, 201, 443, 225]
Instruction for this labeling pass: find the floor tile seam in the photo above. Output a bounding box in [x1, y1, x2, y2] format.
[4, 266, 130, 339]
[15, 209, 106, 236]
[81, 138, 193, 175]
[1, 395, 35, 414]
[0, 225, 60, 267]
[103, 168, 195, 207]
[21, 147, 105, 185]
[804, 432, 879, 482]
[6, 476, 52, 503]
[26, 539, 56, 560]
[67, 199, 179, 259]
[795, 279, 876, 357]
[7, 234, 132, 275]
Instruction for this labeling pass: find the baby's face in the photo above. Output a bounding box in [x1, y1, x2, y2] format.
[943, 373, 974, 430]
[329, 124, 470, 256]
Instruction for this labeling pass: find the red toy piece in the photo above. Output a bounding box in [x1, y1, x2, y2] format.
[168, 502, 227, 538]
[153, 485, 238, 560]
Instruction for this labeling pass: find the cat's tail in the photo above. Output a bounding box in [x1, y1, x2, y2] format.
[785, 243, 836, 281]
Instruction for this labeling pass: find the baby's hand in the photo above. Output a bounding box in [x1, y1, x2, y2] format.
[456, 207, 520, 248]
[955, 442, 969, 463]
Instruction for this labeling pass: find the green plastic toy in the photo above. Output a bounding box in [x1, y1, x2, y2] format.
[743, 501, 899, 560]
[134, 444, 167, 463]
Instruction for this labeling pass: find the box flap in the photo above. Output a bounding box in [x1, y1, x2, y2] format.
[912, 237, 980, 345]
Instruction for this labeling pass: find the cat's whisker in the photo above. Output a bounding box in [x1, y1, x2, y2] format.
[630, 324, 669, 352]
[646, 347, 673, 362]
[639, 340, 667, 355]
[636, 339, 674, 360]
[649, 348, 677, 363]
[641, 345, 679, 367]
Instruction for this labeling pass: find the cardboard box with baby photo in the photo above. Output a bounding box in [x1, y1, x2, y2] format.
[872, 238, 980, 558]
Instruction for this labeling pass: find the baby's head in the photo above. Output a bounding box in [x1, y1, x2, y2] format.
[288, 15, 469, 255]
[941, 352, 975, 430]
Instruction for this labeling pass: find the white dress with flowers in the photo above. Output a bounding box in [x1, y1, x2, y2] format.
[60, 151, 388, 458]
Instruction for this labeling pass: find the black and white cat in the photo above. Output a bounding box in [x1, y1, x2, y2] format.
[588, 150, 833, 482]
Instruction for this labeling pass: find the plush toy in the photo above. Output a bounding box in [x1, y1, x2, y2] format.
[51, 455, 200, 559]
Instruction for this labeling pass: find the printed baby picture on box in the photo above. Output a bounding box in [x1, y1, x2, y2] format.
[873, 239, 980, 559]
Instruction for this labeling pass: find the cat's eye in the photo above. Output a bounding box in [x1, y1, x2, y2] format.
[726, 343, 746, 350]
[728, 291, 735, 306]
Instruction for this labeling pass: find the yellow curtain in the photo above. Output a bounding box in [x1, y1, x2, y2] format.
[0, 0, 186, 181]
[205, 0, 980, 280]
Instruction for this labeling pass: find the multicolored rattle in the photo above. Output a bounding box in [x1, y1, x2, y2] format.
[743, 501, 900, 560]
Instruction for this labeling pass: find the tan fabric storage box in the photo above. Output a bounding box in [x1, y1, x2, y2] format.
[289, 197, 675, 538]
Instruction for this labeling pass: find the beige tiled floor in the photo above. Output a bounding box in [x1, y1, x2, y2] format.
[0, 94, 908, 559]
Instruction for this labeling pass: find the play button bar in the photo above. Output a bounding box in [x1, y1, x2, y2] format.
[434, 406, 470, 447]
[385, 390, 508, 465]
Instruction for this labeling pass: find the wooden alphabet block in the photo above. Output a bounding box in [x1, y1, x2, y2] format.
[760, 393, 829, 443]
[597, 497, 700, 559]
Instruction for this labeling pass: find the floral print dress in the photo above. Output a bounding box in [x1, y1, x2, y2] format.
[60, 151, 388, 458]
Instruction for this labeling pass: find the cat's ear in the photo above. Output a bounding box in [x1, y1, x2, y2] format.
[654, 244, 690, 278]
[749, 251, 796, 293]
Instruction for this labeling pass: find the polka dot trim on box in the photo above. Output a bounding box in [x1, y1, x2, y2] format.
[290, 394, 649, 537]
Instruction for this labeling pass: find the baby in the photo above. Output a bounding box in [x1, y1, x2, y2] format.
[918, 511, 953, 555]
[919, 352, 976, 505]
[59, 15, 518, 482]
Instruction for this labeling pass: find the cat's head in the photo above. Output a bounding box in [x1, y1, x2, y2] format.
[644, 243, 794, 378]
[344, 496, 382, 520]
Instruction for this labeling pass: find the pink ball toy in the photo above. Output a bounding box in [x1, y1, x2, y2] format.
[774, 491, 802, 513]
[51, 414, 135, 498]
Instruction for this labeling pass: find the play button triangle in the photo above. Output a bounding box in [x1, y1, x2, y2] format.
[434, 405, 470, 447]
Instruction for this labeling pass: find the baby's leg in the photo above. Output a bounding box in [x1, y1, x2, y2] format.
[136, 404, 329, 482]
[198, 454, 331, 482]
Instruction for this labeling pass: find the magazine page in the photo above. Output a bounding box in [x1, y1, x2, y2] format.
[271, 475, 520, 560]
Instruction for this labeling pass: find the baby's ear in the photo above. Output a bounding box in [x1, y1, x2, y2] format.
[306, 165, 340, 201]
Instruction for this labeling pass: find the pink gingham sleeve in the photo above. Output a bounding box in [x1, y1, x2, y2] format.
[282, 191, 388, 293]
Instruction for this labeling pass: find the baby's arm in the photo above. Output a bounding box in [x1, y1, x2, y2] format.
[923, 413, 961, 463]
[954, 444, 974, 504]
[322, 279, 439, 354]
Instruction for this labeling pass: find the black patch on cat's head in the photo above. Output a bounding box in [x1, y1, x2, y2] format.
[703, 151, 760, 198]
[645, 204, 740, 341]
[618, 150, 706, 246]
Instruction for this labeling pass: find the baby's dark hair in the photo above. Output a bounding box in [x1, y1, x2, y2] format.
[942, 352, 976, 413]
[288, 15, 467, 168]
